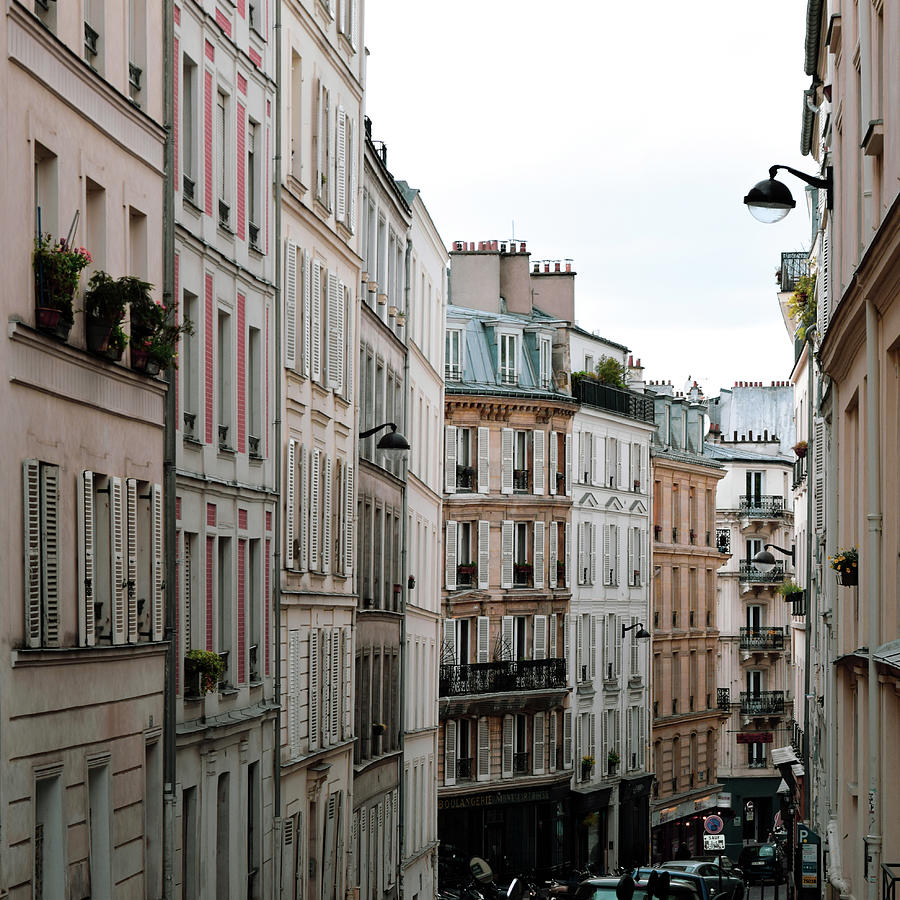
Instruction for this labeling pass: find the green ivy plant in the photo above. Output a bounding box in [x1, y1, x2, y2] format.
[787, 273, 817, 340]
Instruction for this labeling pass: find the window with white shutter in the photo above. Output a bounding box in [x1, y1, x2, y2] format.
[75, 467, 95, 648]
[330, 627, 340, 744]
[284, 239, 297, 368]
[23, 461, 61, 648]
[322, 456, 333, 573]
[110, 477, 126, 645]
[533, 712, 545, 774]
[501, 428, 513, 494]
[501, 715, 513, 778]
[335, 105, 346, 222]
[565, 433, 573, 496]
[288, 630, 301, 757]
[615, 617, 623, 676]
[445, 520, 457, 590]
[603, 524, 611, 585]
[533, 429, 545, 494]
[477, 717, 490, 782]
[589, 521, 597, 585]
[444, 720, 457, 785]
[476, 616, 490, 663]
[550, 613, 558, 659]
[342, 625, 353, 739]
[151, 483, 164, 642]
[477, 427, 490, 494]
[309, 629, 320, 750]
[310, 448, 321, 571]
[549, 711, 558, 772]
[549, 431, 558, 495]
[589, 614, 597, 679]
[442, 619, 457, 665]
[533, 615, 547, 660]
[501, 616, 514, 662]
[549, 523, 558, 588]
[343, 464, 354, 576]
[500, 520, 513, 588]
[606, 437, 616, 487]
[593, 432, 602, 486]
[563, 613, 570, 670]
[563, 710, 573, 768]
[477, 520, 490, 589]
[814, 418, 825, 532]
[124, 479, 138, 644]
[445, 425, 457, 494]
[311, 261, 322, 381]
[286, 440, 296, 568]
[577, 521, 586, 585]
[576, 615, 584, 681]
[565, 522, 571, 588]
[533, 521, 545, 588]
[302, 251, 312, 377]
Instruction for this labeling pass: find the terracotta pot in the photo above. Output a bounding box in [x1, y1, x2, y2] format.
[35, 306, 62, 331]
[86, 319, 114, 353]
[131, 347, 160, 376]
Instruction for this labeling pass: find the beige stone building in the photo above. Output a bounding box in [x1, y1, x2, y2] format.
[1, 1, 167, 896]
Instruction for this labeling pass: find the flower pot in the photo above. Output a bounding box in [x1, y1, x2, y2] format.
[86, 319, 114, 354]
[838, 569, 858, 587]
[795, 448, 807, 459]
[106, 342, 126, 362]
[35, 306, 62, 331]
[582, 763, 592, 780]
[131, 347, 160, 376]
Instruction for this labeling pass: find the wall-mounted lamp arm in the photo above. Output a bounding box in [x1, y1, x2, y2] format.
[359, 422, 399, 441]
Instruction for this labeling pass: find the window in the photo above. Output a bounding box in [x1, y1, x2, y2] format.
[539, 336, 552, 388]
[128, 0, 146, 105]
[84, 0, 103, 71]
[218, 537, 232, 683]
[745, 471, 763, 505]
[34, 772, 65, 898]
[290, 51, 302, 181]
[129, 207, 147, 279]
[748, 742, 766, 767]
[87, 761, 112, 896]
[316, 81, 331, 208]
[85, 177, 107, 272]
[445, 328, 463, 381]
[181, 786, 198, 896]
[216, 91, 231, 228]
[182, 290, 199, 436]
[33, 142, 58, 242]
[248, 540, 261, 678]
[23, 460, 60, 648]
[218, 309, 232, 448]
[498, 332, 518, 384]
[247, 121, 259, 246]
[35, 0, 57, 31]
[338, 0, 358, 48]
[248, 326, 261, 455]
[248, 761, 260, 896]
[182, 56, 197, 199]
[216, 773, 230, 897]
[580, 431, 593, 483]
[584, 353, 594, 372]
[145, 738, 163, 897]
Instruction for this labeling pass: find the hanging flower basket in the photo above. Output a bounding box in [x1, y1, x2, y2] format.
[829, 547, 858, 586]
[838, 569, 858, 587]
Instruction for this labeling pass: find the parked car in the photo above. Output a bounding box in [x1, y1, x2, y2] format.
[692, 857, 743, 880]
[656, 861, 744, 900]
[575, 873, 707, 900]
[737, 843, 787, 884]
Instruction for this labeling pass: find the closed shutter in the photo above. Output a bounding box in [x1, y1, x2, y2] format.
[445, 426, 457, 494]
[589, 521, 597, 585]
[593, 432, 602, 486]
[343, 283, 353, 401]
[590, 614, 597, 679]
[549, 613, 558, 658]
[477, 616, 489, 663]
[606, 437, 615, 486]
[151, 483, 164, 641]
[110, 477, 126, 645]
[641, 444, 648, 492]
[327, 272, 341, 389]
[549, 711, 557, 772]
[612, 525, 620, 584]
[348, 117, 357, 231]
[24, 460, 43, 648]
[502, 715, 513, 778]
[343, 464, 354, 576]
[335, 105, 346, 221]
[445, 520, 457, 590]
[563, 710, 573, 768]
[501, 428, 513, 494]
[590, 713, 596, 764]
[501, 616, 514, 662]
[627, 527, 635, 586]
[322, 456, 333, 573]
[618, 440, 626, 488]
[310, 448, 321, 570]
[477, 427, 490, 494]
[549, 431, 558, 495]
[563, 613, 570, 668]
[603, 524, 610, 585]
[302, 250, 312, 377]
[576, 714, 583, 774]
[286, 439, 296, 568]
[577, 521, 585, 585]
[126, 479, 139, 643]
[614, 708, 621, 760]
[40, 463, 60, 647]
[615, 617, 623, 676]
[533, 712, 545, 774]
[638, 706, 646, 769]
[533, 521, 545, 588]
[320, 629, 331, 743]
[477, 717, 490, 781]
[444, 720, 457, 785]
[288, 629, 301, 757]
[76, 468, 95, 648]
[331, 627, 341, 744]
[565, 433, 573, 496]
[565, 522, 571, 588]
[477, 520, 490, 589]
[814, 418, 826, 532]
[343, 625, 353, 738]
[576, 615, 584, 679]
[309, 629, 319, 750]
[640, 529, 647, 586]
[549, 523, 558, 588]
[299, 445, 308, 570]
[284, 239, 297, 368]
[533, 615, 547, 660]
[311, 261, 322, 381]
[533, 429, 545, 494]
[500, 520, 513, 588]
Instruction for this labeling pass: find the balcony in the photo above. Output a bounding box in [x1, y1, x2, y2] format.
[740, 627, 786, 651]
[456, 564, 477, 587]
[793, 456, 807, 488]
[739, 560, 785, 583]
[513, 752, 530, 775]
[739, 495, 786, 518]
[748, 760, 769, 769]
[740, 690, 786, 716]
[513, 468, 530, 493]
[513, 563, 533, 587]
[456, 464, 476, 492]
[779, 251, 808, 292]
[572, 375, 656, 424]
[439, 658, 567, 697]
[456, 757, 474, 782]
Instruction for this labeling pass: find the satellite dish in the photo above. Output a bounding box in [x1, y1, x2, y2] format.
[703, 413, 711, 437]
[470, 858, 493, 885]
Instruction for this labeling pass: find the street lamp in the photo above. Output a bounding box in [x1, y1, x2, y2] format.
[752, 543, 795, 573]
[359, 421, 410, 467]
[621, 621, 652, 640]
[743, 165, 832, 224]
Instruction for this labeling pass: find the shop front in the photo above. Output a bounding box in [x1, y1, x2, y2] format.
[618, 774, 654, 869]
[718, 776, 781, 860]
[651, 790, 733, 863]
[570, 784, 612, 874]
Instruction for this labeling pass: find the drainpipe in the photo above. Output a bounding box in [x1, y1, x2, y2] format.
[858, 5, 873, 241]
[272, 0, 285, 892]
[864, 299, 881, 900]
[397, 236, 412, 896]
[803, 332, 815, 825]
[162, 0, 177, 894]
[827, 819, 853, 898]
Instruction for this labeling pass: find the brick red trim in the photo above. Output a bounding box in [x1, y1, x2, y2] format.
[265, 123, 269, 254]
[176, 496, 182, 522]
[174, 5, 180, 25]
[174, 37, 179, 183]
[237, 538, 246, 683]
[207, 503, 217, 526]
[237, 292, 246, 452]
[237, 103, 246, 241]
[204, 70, 213, 216]
[249, 47, 262, 68]
[174, 252, 180, 424]
[237, 73, 247, 95]
[239, 508, 248, 530]
[215, 7, 232, 37]
[175, 529, 181, 693]
[238, 0, 245, 17]
[265, 511, 272, 532]
[205, 273, 214, 443]
[205, 40, 215, 62]
[265, 538, 271, 675]
[206, 536, 214, 651]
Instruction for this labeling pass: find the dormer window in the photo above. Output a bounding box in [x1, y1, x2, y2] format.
[539, 335, 552, 389]
[445, 328, 463, 381]
[498, 332, 518, 385]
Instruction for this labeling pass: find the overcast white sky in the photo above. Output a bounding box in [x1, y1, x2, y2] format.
[364, 1, 816, 396]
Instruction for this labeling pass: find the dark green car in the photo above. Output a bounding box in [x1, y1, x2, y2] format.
[737, 843, 787, 884]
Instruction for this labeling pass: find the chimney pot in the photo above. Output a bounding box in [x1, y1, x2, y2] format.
[544, 262, 550, 273]
[520, 241, 527, 253]
[555, 261, 561, 272]
[566, 262, 571, 272]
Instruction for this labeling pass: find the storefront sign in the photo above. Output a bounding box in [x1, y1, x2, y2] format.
[439, 787, 559, 810]
[736, 732, 774, 743]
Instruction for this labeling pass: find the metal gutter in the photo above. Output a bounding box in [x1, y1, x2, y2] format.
[804, 0, 824, 76]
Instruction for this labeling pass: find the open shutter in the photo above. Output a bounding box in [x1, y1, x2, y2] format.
[343, 283, 353, 400]
[565, 522, 571, 588]
[343, 625, 353, 738]
[627, 527, 635, 587]
[500, 520, 513, 588]
[589, 522, 597, 585]
[576, 614, 584, 679]
[501, 428, 513, 494]
[151, 483, 164, 641]
[615, 616, 623, 676]
[76, 468, 96, 648]
[533, 521, 545, 588]
[501, 616, 514, 661]
[322, 456, 333, 573]
[126, 479, 139, 643]
[310, 448, 321, 571]
[24, 460, 44, 648]
[286, 440, 296, 568]
[478, 520, 490, 589]
[288, 629, 301, 758]
[638, 706, 646, 769]
[477, 616, 489, 663]
[601, 712, 609, 775]
[331, 626, 340, 744]
[285, 239, 297, 368]
[533, 615, 547, 660]
[641, 444, 648, 492]
[549, 524, 558, 588]
[613, 525, 620, 584]
[444, 720, 457, 786]
[309, 628, 319, 750]
[302, 250, 312, 377]
[299, 445, 308, 570]
[590, 614, 597, 679]
[549, 613, 558, 658]
[445, 426, 457, 494]
[549, 431, 558, 495]
[477, 717, 490, 781]
[327, 272, 341, 389]
[563, 711, 573, 768]
[549, 711, 558, 772]
[590, 713, 596, 764]
[110, 477, 126, 645]
[603, 525, 611, 585]
[39, 464, 60, 648]
[348, 117, 358, 231]
[533, 712, 545, 774]
[640, 529, 647, 586]
[342, 463, 354, 575]
[502, 715, 513, 778]
[814, 418, 826, 532]
[565, 433, 573, 495]
[311, 261, 322, 382]
[320, 630, 331, 743]
[477, 427, 490, 494]
[619, 441, 627, 488]
[576, 431, 585, 484]
[577, 521, 586, 585]
[443, 619, 458, 664]
[445, 521, 458, 590]
[593, 432, 602, 486]
[335, 105, 346, 222]
[533, 429, 545, 494]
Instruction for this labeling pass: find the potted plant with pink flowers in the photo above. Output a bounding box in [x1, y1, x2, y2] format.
[33, 234, 92, 339]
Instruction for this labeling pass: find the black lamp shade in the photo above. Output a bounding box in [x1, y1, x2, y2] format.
[376, 429, 410, 452]
[753, 548, 777, 572]
[744, 177, 796, 223]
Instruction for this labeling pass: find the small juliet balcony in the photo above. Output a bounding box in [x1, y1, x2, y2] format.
[440, 658, 567, 697]
[456, 563, 477, 587]
[740, 690, 786, 717]
[740, 626, 786, 652]
[513, 468, 531, 493]
[456, 464, 476, 492]
[513, 563, 533, 587]
[456, 757, 474, 782]
[739, 495, 787, 519]
[793, 456, 807, 488]
[739, 559, 785, 584]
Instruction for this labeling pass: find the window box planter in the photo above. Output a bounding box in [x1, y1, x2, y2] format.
[131, 347, 161, 376]
[33, 235, 92, 340]
[581, 757, 594, 780]
[184, 649, 225, 697]
[607, 751, 620, 775]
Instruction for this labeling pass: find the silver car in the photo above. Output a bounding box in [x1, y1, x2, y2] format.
[657, 861, 744, 900]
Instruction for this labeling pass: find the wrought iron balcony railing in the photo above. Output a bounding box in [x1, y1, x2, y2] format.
[779, 251, 808, 293]
[513, 751, 529, 774]
[739, 495, 786, 518]
[456, 464, 476, 491]
[572, 376, 656, 424]
[717, 687, 731, 710]
[739, 560, 786, 583]
[513, 469, 530, 492]
[439, 658, 567, 697]
[456, 757, 474, 781]
[716, 529, 731, 554]
[793, 456, 807, 488]
[740, 690, 786, 716]
[740, 627, 786, 651]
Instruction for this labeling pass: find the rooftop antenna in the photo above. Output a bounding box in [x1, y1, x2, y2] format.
[511, 220, 515, 240]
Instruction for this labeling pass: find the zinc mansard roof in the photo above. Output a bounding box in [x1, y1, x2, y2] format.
[703, 442, 794, 465]
[445, 303, 574, 403]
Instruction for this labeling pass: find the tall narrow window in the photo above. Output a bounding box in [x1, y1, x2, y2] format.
[129, 207, 147, 279]
[445, 329, 462, 381]
[33, 142, 58, 241]
[182, 57, 197, 199]
[34, 773, 65, 898]
[182, 787, 198, 896]
[182, 291, 199, 436]
[217, 91, 230, 227]
[85, 177, 107, 273]
[248, 539, 261, 679]
[88, 763, 112, 897]
[216, 773, 230, 898]
[218, 537, 232, 683]
[128, 0, 146, 104]
[145, 739, 163, 897]
[218, 309, 232, 448]
[498, 333, 518, 384]
[539, 336, 552, 388]
[316, 81, 331, 207]
[247, 761, 260, 897]
[290, 51, 302, 180]
[84, 0, 103, 72]
[247, 121, 259, 246]
[248, 326, 261, 455]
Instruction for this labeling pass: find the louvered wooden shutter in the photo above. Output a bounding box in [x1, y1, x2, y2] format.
[477, 427, 490, 494]
[502, 715, 513, 778]
[563, 711, 573, 768]
[322, 456, 333, 573]
[443, 619, 457, 664]
[299, 445, 308, 570]
[606, 437, 615, 486]
[151, 483, 164, 641]
[444, 720, 457, 785]
[565, 522, 571, 587]
[348, 118, 357, 231]
[322, 630, 332, 744]
[310, 448, 321, 570]
[576, 431, 584, 483]
[590, 614, 597, 679]
[24, 460, 43, 648]
[501, 428, 513, 494]
[590, 712, 596, 763]
[593, 432, 602, 486]
[576, 614, 584, 678]
[445, 520, 457, 590]
[445, 426, 457, 494]
[565, 433, 573, 495]
[302, 250, 312, 377]
[311, 261, 322, 381]
[478, 520, 490, 589]
[285, 239, 297, 368]
[638, 706, 646, 769]
[335, 105, 346, 221]
[533, 615, 547, 660]
[501, 616, 514, 661]
[327, 272, 341, 389]
[615, 616, 623, 676]
[533, 712, 545, 774]
[612, 525, 620, 584]
[533, 429, 545, 494]
[39, 463, 60, 647]
[533, 521, 545, 588]
[549, 711, 558, 773]
[563, 613, 570, 669]
[76, 468, 95, 648]
[814, 418, 826, 532]
[477, 616, 489, 663]
[286, 440, 296, 568]
[640, 529, 647, 586]
[288, 629, 301, 757]
[126, 479, 139, 642]
[343, 283, 353, 401]
[627, 527, 635, 587]
[477, 717, 490, 781]
[343, 464, 354, 576]
[330, 627, 340, 744]
[342, 625, 353, 738]
[577, 522, 586, 585]
[819, 229, 830, 336]
[309, 628, 319, 750]
[549, 613, 558, 659]
[549, 431, 558, 495]
[500, 520, 513, 588]
[589, 522, 597, 585]
[549, 523, 558, 588]
[603, 523, 610, 585]
[110, 477, 127, 645]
